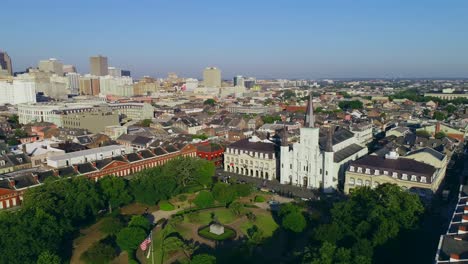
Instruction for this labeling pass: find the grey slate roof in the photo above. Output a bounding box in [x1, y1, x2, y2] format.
[334, 144, 365, 163]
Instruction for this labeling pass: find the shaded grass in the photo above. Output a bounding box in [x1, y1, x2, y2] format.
[159, 200, 175, 211]
[240, 212, 279, 238]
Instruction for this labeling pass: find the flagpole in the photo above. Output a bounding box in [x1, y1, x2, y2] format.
[151, 230, 155, 264]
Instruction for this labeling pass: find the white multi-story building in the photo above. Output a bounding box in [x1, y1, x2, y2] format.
[99, 76, 134, 96]
[0, 79, 36, 105]
[184, 78, 199, 91]
[18, 101, 154, 125]
[66, 72, 80, 94]
[279, 94, 368, 193]
[108, 67, 122, 77]
[224, 135, 278, 181]
[47, 145, 133, 168]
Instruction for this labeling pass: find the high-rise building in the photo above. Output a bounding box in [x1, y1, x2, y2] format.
[90, 55, 108, 76]
[38, 58, 63, 76]
[0, 79, 36, 105]
[66, 73, 80, 94]
[108, 67, 121, 77]
[63, 65, 76, 74]
[133, 76, 159, 95]
[0, 51, 12, 76]
[79, 75, 100, 95]
[121, 70, 131, 77]
[203, 67, 221, 88]
[233, 75, 245, 87]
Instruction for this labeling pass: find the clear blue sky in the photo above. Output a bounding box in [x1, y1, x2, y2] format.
[2, 0, 468, 79]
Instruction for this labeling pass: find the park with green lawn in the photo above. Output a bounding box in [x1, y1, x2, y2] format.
[0, 156, 429, 264]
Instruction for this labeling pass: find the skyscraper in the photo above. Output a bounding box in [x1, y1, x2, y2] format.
[233, 75, 245, 87]
[0, 51, 13, 76]
[38, 58, 64, 76]
[203, 67, 221, 88]
[90, 55, 108, 76]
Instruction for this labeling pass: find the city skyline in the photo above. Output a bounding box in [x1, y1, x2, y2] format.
[2, 0, 468, 79]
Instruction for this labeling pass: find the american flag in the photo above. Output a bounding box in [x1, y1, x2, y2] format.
[140, 233, 152, 251]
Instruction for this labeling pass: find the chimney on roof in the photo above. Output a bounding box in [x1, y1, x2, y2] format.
[450, 254, 460, 262]
[435, 122, 441, 134]
[91, 162, 96, 168]
[53, 170, 59, 177]
[8, 179, 15, 188]
[463, 215, 468, 223]
[73, 165, 79, 173]
[458, 225, 467, 234]
[465, 206, 468, 214]
[32, 173, 39, 183]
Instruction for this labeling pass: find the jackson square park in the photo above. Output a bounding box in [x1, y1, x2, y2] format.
[0, 156, 432, 264]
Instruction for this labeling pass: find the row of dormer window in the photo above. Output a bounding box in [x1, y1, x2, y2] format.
[226, 148, 272, 159]
[349, 166, 427, 183]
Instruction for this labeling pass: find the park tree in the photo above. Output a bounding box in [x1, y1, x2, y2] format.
[282, 212, 306, 233]
[116, 227, 147, 252]
[229, 201, 244, 216]
[415, 130, 431, 138]
[338, 100, 363, 110]
[247, 225, 264, 244]
[203, 99, 216, 106]
[435, 131, 447, 139]
[433, 111, 446, 121]
[194, 191, 215, 208]
[445, 104, 457, 114]
[140, 119, 152, 127]
[261, 115, 281, 124]
[163, 236, 184, 253]
[212, 183, 236, 204]
[98, 176, 132, 212]
[191, 254, 216, 264]
[37, 251, 61, 264]
[233, 183, 253, 197]
[81, 241, 117, 264]
[100, 217, 124, 235]
[129, 215, 151, 232]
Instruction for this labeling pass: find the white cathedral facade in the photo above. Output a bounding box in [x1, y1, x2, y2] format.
[280, 94, 368, 193]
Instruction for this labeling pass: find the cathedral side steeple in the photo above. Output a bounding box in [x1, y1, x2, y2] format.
[304, 91, 315, 128]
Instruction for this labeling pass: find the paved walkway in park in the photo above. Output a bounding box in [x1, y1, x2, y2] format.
[150, 208, 184, 223]
[218, 171, 316, 199]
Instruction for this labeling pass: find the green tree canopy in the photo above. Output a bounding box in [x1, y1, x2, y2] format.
[212, 183, 236, 205]
[191, 254, 216, 264]
[445, 104, 457, 114]
[129, 215, 151, 232]
[261, 115, 281, 124]
[100, 217, 124, 235]
[282, 212, 306, 233]
[433, 111, 446, 121]
[338, 100, 363, 110]
[116, 227, 147, 252]
[140, 119, 152, 127]
[98, 176, 132, 211]
[415, 130, 431, 138]
[193, 191, 215, 208]
[203, 99, 216, 106]
[37, 251, 61, 264]
[81, 241, 117, 264]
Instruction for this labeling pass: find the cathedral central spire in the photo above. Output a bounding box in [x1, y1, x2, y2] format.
[304, 91, 315, 128]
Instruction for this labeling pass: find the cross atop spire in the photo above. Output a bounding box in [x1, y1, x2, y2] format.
[304, 91, 315, 128]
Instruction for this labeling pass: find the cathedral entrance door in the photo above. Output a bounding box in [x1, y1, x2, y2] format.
[303, 177, 308, 187]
